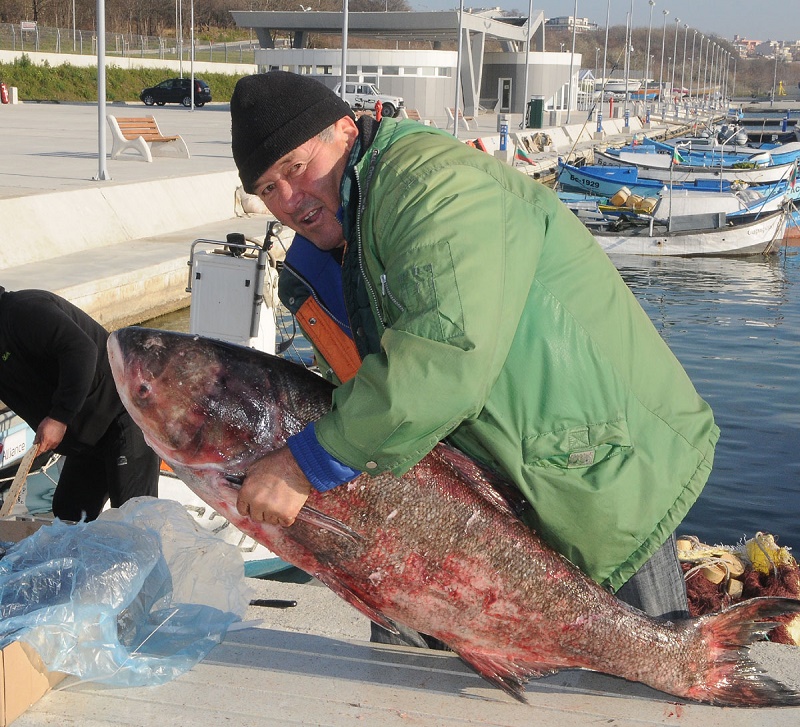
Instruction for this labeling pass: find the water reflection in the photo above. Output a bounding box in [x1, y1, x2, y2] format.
[613, 251, 800, 549]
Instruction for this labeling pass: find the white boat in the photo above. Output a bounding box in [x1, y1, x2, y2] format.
[594, 148, 797, 186]
[587, 208, 787, 257]
[596, 79, 641, 96]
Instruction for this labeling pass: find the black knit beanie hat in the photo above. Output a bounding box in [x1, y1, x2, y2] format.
[231, 71, 354, 194]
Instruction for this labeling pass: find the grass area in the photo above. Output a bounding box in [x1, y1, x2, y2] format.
[0, 55, 243, 103]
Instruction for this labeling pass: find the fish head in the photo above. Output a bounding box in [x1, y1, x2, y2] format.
[107, 327, 310, 473]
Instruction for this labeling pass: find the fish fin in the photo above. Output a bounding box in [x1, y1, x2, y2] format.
[311, 572, 400, 634]
[434, 443, 529, 519]
[296, 505, 363, 544]
[686, 596, 800, 706]
[456, 649, 559, 703]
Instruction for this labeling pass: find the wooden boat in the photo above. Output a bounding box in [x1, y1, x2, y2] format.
[594, 148, 797, 186]
[585, 208, 787, 257]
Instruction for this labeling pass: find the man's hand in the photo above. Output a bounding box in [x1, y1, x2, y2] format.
[236, 447, 312, 527]
[34, 417, 67, 453]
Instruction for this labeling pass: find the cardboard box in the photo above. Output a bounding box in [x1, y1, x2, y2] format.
[0, 518, 66, 726]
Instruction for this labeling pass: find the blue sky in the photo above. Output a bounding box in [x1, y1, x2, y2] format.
[407, 1, 799, 43]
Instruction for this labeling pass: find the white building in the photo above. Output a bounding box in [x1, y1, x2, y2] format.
[230, 10, 583, 120]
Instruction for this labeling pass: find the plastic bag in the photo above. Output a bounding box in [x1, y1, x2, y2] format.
[0, 497, 252, 686]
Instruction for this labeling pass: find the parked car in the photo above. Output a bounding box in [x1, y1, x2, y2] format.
[140, 78, 212, 107]
[332, 82, 403, 118]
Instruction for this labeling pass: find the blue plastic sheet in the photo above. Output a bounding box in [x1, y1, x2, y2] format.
[0, 498, 251, 687]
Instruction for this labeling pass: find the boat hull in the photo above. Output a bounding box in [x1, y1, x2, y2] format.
[591, 211, 787, 257]
[594, 149, 796, 186]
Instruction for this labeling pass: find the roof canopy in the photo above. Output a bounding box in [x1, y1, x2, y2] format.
[230, 10, 541, 46]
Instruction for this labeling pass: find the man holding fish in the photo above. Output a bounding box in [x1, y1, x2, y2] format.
[228, 71, 719, 627]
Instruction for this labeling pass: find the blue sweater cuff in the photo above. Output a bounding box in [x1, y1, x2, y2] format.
[287, 423, 362, 492]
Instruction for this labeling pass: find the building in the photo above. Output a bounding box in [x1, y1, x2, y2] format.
[545, 16, 598, 33]
[230, 10, 583, 120]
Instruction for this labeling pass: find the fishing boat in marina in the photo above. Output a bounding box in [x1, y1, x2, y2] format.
[556, 160, 796, 206]
[585, 207, 787, 257]
[604, 140, 772, 168]
[593, 148, 798, 186]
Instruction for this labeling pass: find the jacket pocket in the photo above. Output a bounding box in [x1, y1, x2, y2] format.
[522, 419, 632, 469]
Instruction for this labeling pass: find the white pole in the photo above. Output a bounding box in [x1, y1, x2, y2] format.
[178, 0, 183, 77]
[680, 24, 688, 99]
[190, 0, 195, 111]
[453, 0, 465, 139]
[522, 0, 533, 123]
[644, 1, 654, 111]
[340, 0, 349, 102]
[95, 0, 110, 180]
[72, 0, 76, 51]
[670, 17, 679, 109]
[658, 9, 668, 114]
[602, 0, 610, 91]
[566, 0, 578, 124]
[688, 31, 697, 104]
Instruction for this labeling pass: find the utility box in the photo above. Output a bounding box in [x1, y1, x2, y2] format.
[188, 247, 275, 352]
[527, 96, 544, 129]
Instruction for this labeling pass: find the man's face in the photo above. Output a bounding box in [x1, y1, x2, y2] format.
[253, 116, 358, 251]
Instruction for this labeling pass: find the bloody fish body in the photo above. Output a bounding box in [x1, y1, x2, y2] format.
[108, 327, 800, 707]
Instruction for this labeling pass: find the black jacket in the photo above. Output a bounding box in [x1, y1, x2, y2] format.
[0, 287, 124, 452]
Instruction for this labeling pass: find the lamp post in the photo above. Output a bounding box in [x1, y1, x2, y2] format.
[643, 0, 655, 111]
[522, 0, 533, 127]
[670, 16, 679, 108]
[566, 0, 578, 124]
[688, 30, 697, 103]
[658, 9, 668, 113]
[189, 0, 194, 111]
[595, 47, 600, 82]
[622, 0, 634, 120]
[602, 0, 610, 94]
[771, 46, 779, 107]
[680, 23, 688, 99]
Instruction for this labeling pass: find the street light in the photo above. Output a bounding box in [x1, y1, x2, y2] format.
[688, 30, 697, 103]
[658, 9, 669, 110]
[670, 17, 680, 105]
[680, 23, 688, 99]
[566, 0, 578, 124]
[602, 0, 610, 93]
[622, 0, 634, 119]
[643, 0, 655, 110]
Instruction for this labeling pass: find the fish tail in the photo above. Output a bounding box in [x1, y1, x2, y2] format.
[688, 596, 800, 706]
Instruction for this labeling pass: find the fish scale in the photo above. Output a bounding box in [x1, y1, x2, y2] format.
[108, 327, 800, 707]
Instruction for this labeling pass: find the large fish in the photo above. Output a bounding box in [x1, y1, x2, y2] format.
[108, 327, 800, 707]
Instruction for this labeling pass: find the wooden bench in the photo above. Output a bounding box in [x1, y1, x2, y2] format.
[445, 107, 474, 131]
[399, 108, 439, 127]
[107, 115, 190, 162]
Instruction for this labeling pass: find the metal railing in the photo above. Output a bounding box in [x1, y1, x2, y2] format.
[0, 23, 259, 65]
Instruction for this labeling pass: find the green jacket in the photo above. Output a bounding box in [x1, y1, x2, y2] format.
[290, 118, 718, 591]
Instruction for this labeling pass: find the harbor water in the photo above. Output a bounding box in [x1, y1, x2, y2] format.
[146, 241, 800, 552]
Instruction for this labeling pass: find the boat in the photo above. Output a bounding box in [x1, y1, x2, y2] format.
[595, 79, 642, 96]
[556, 160, 795, 204]
[560, 185, 790, 226]
[593, 148, 798, 186]
[604, 140, 772, 168]
[584, 208, 787, 257]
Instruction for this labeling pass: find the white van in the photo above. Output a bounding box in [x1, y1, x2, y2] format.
[333, 82, 404, 118]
